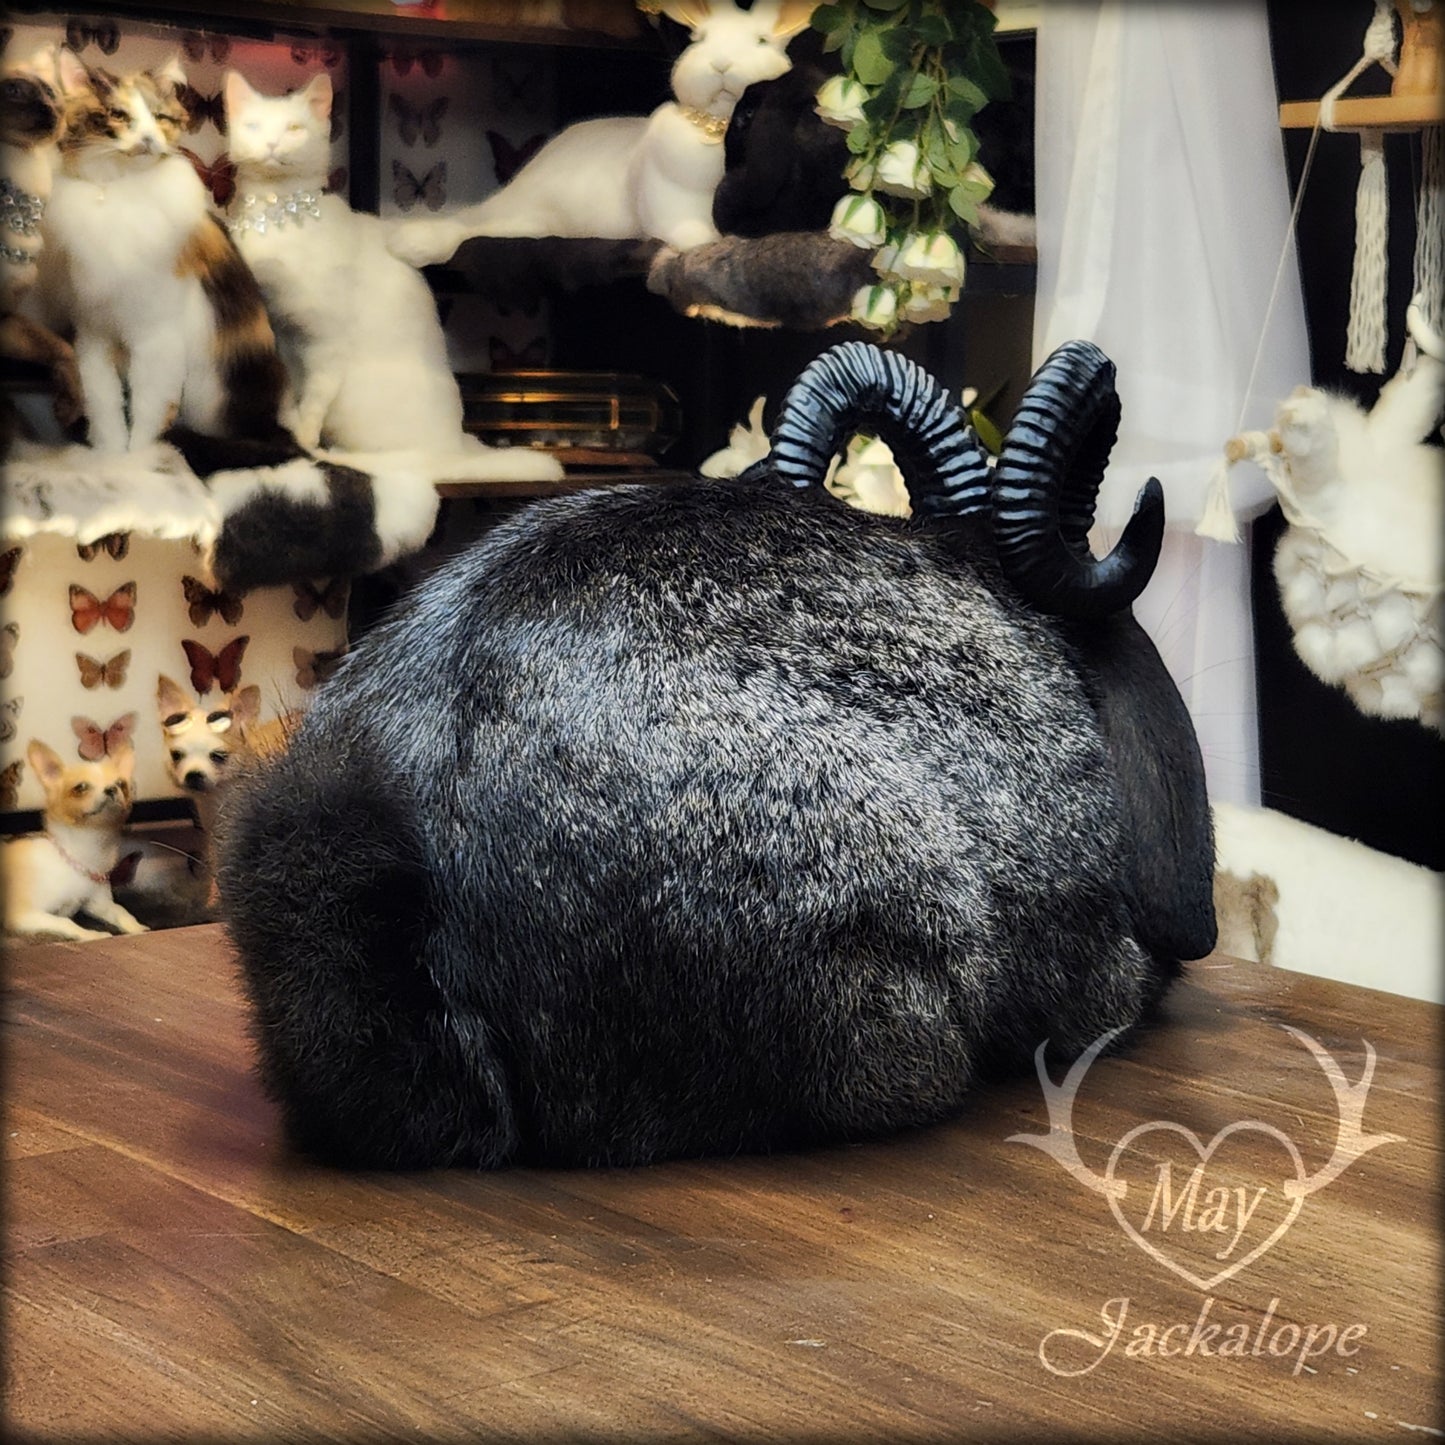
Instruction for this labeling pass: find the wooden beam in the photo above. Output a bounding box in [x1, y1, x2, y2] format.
[1279, 91, 1445, 131]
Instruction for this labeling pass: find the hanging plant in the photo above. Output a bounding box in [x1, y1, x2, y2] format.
[812, 0, 1011, 335]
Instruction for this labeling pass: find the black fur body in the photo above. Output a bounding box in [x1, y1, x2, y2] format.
[222, 459, 1214, 1170]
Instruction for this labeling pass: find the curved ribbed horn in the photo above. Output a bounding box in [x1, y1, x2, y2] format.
[764, 342, 991, 520]
[991, 341, 1163, 619]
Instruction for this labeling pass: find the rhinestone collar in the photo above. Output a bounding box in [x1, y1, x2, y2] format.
[680, 106, 729, 142]
[232, 186, 323, 236]
[1, 177, 45, 262]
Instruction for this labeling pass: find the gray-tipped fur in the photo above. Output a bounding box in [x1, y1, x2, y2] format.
[220, 342, 1215, 1170]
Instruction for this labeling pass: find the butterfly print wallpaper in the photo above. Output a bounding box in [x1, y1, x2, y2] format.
[1, 533, 346, 816]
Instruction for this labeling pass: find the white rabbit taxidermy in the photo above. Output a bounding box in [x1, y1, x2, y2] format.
[388, 0, 815, 267]
[1227, 301, 1444, 733]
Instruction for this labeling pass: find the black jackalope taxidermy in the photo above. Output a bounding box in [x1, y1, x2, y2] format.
[222, 340, 1216, 1171]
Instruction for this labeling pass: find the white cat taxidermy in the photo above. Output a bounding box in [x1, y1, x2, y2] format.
[31, 50, 292, 454]
[1215, 301, 1444, 733]
[224, 69, 559, 478]
[387, 0, 815, 267]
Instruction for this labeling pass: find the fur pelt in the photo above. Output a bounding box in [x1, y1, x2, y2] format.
[221, 469, 1214, 1170]
[1213, 801, 1443, 1003]
[2, 435, 445, 594]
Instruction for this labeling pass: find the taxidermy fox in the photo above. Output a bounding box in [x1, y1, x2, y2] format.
[221, 341, 1216, 1171]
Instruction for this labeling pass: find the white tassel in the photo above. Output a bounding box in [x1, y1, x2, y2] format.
[1195, 456, 1242, 544]
[1414, 126, 1444, 337]
[1346, 128, 1389, 373]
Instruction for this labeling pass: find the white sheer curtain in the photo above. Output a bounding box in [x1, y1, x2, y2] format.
[1032, 0, 1312, 805]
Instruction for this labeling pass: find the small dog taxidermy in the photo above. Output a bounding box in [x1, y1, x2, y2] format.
[157, 673, 262, 839]
[222, 339, 1216, 1171]
[386, 0, 816, 266]
[1, 739, 147, 940]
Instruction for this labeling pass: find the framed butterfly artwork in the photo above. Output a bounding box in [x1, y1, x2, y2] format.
[0, 622, 17, 681]
[292, 579, 349, 623]
[70, 582, 136, 635]
[177, 83, 226, 135]
[182, 575, 244, 628]
[0, 697, 21, 745]
[488, 131, 546, 186]
[0, 759, 22, 811]
[391, 94, 449, 148]
[76, 650, 131, 691]
[76, 532, 130, 562]
[393, 161, 447, 213]
[182, 636, 250, 696]
[72, 712, 137, 762]
[65, 18, 120, 55]
[294, 646, 347, 690]
[181, 31, 232, 65]
[178, 147, 237, 209]
[1, 546, 22, 597]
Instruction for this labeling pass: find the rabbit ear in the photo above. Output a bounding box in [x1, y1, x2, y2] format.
[750, 0, 816, 38]
[648, 0, 715, 31]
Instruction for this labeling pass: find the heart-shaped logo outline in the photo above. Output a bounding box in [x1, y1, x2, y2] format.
[1105, 1120, 1306, 1292]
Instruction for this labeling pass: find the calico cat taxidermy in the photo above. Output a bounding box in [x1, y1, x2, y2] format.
[387, 0, 816, 268]
[221, 340, 1217, 1171]
[0, 43, 83, 433]
[223, 70, 557, 476]
[31, 49, 293, 454]
[1, 740, 147, 941]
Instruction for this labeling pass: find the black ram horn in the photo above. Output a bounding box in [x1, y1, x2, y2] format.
[762, 342, 991, 520]
[991, 340, 1164, 620]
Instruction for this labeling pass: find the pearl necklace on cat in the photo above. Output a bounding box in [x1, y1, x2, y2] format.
[0, 176, 45, 265]
[232, 186, 323, 236]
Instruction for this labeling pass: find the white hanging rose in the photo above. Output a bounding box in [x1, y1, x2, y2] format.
[828, 193, 888, 249]
[850, 283, 899, 330]
[815, 75, 868, 129]
[901, 283, 961, 324]
[894, 231, 966, 287]
[873, 140, 932, 199]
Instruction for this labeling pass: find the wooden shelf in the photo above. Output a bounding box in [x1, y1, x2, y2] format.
[1279, 91, 1445, 131]
[435, 467, 690, 499]
[79, 0, 646, 47]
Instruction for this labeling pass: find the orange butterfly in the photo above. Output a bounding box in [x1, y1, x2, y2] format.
[69, 582, 136, 635]
[72, 711, 137, 761]
[183, 635, 249, 696]
[76, 531, 130, 562]
[0, 759, 23, 810]
[292, 578, 348, 622]
[76, 650, 131, 690]
[178, 146, 237, 208]
[0, 546, 21, 596]
[294, 645, 346, 690]
[182, 574, 245, 628]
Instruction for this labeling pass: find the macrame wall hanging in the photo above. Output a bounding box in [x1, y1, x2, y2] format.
[1196, 0, 1444, 734]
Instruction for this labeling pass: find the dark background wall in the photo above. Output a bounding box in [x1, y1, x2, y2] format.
[1261, 0, 1442, 869]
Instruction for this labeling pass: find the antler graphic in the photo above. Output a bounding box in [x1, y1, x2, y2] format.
[1008, 1028, 1127, 1199]
[1281, 1028, 1405, 1200]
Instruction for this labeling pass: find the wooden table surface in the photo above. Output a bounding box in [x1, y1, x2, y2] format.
[3, 925, 1439, 1442]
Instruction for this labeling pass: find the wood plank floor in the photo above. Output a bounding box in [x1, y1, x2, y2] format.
[4, 925, 1440, 1441]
